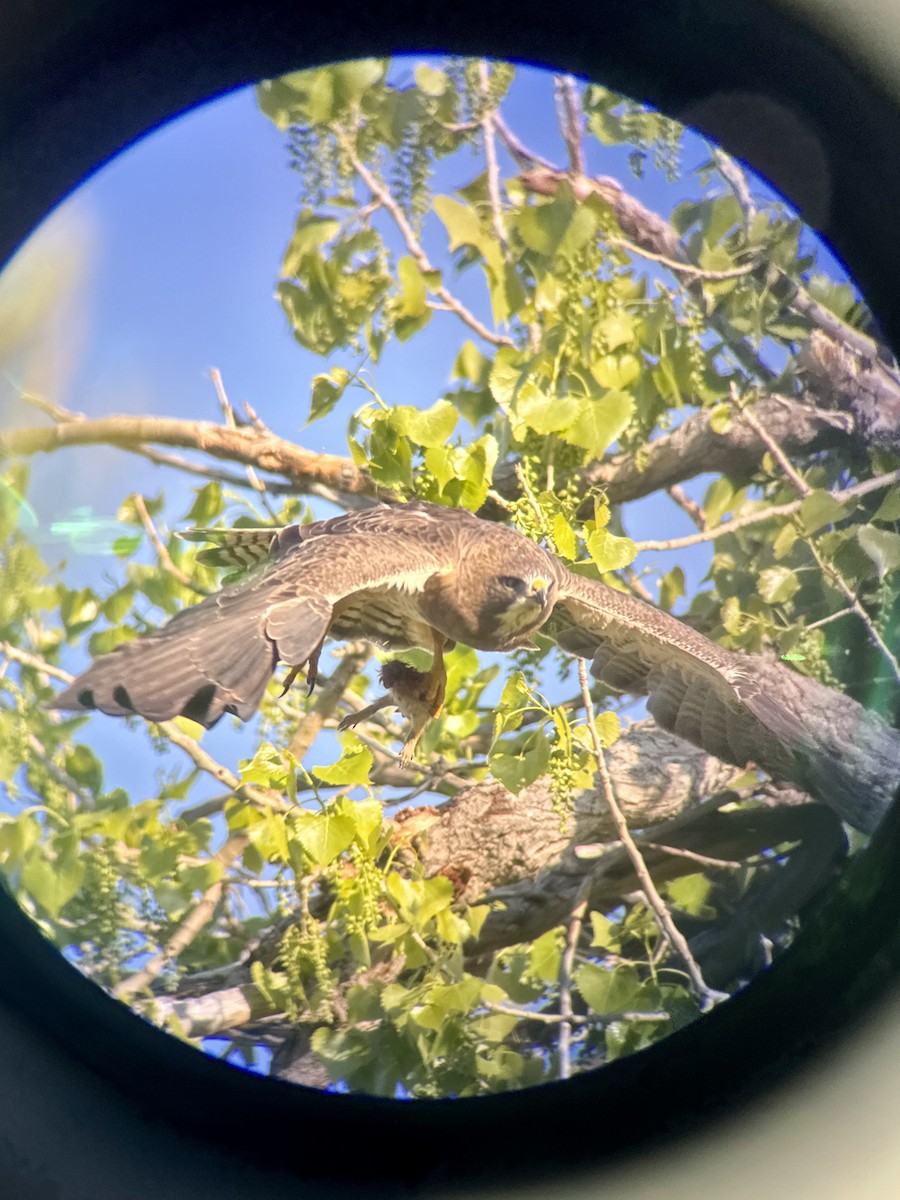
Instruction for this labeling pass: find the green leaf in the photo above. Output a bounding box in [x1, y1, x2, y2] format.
[657, 566, 685, 612]
[798, 489, 850, 534]
[452, 341, 490, 385]
[708, 403, 733, 434]
[872, 488, 900, 523]
[291, 806, 357, 867]
[186, 482, 224, 527]
[21, 851, 85, 919]
[552, 512, 578, 560]
[592, 352, 641, 390]
[515, 389, 580, 436]
[307, 366, 350, 425]
[703, 477, 736, 525]
[575, 963, 641, 1014]
[488, 729, 551, 794]
[315, 744, 374, 786]
[589, 912, 620, 950]
[596, 311, 636, 351]
[391, 399, 458, 447]
[563, 390, 634, 457]
[352, 799, 384, 852]
[529, 928, 562, 984]
[666, 873, 715, 918]
[283, 213, 341, 275]
[857, 525, 900, 578]
[584, 527, 637, 572]
[415, 64, 448, 96]
[757, 566, 800, 604]
[433, 196, 503, 279]
[332, 59, 386, 106]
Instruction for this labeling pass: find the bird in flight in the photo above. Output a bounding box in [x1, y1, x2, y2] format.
[50, 500, 899, 830]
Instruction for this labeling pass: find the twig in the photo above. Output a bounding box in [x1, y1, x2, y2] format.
[132, 493, 207, 594]
[622, 565, 655, 605]
[739, 399, 900, 684]
[804, 606, 855, 631]
[339, 132, 513, 349]
[667, 484, 706, 531]
[607, 236, 756, 281]
[115, 834, 248, 999]
[492, 112, 559, 172]
[737, 393, 812, 495]
[126, 443, 297, 495]
[4, 640, 291, 814]
[577, 660, 728, 1011]
[641, 843, 742, 871]
[18, 389, 86, 423]
[807, 538, 900, 683]
[633, 467, 900, 552]
[209, 369, 269, 500]
[558, 875, 592, 1080]
[0, 641, 73, 683]
[478, 65, 509, 259]
[513, 463, 549, 534]
[287, 642, 373, 759]
[485, 1000, 669, 1027]
[26, 733, 95, 809]
[713, 148, 756, 227]
[555, 75, 585, 176]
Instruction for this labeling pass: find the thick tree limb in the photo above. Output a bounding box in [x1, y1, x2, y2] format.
[492, 391, 851, 510]
[0, 413, 381, 500]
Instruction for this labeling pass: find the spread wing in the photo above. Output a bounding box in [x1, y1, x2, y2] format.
[50, 509, 455, 728]
[549, 568, 900, 832]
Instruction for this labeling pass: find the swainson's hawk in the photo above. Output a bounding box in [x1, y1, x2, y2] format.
[50, 500, 900, 830]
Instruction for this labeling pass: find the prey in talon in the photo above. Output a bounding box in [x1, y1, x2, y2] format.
[338, 660, 446, 766]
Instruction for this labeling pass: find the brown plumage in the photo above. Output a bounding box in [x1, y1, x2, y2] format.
[49, 500, 900, 831]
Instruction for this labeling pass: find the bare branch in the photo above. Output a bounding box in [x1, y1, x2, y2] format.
[142, 982, 278, 1039]
[577, 660, 728, 1010]
[0, 409, 381, 500]
[607, 235, 756, 281]
[555, 75, 585, 176]
[492, 113, 558, 172]
[737, 392, 812, 495]
[115, 834, 249, 999]
[634, 467, 900, 553]
[132, 492, 208, 594]
[209, 368, 269, 499]
[712, 148, 756, 227]
[557, 875, 592, 1079]
[667, 484, 706, 531]
[339, 134, 513, 349]
[478, 64, 509, 259]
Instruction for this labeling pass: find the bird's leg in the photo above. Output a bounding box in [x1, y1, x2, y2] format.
[278, 639, 325, 699]
[279, 665, 303, 698]
[337, 694, 393, 732]
[397, 630, 448, 767]
[421, 627, 448, 717]
[304, 639, 324, 695]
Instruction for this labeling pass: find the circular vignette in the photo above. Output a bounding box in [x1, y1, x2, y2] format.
[1, 0, 900, 1191]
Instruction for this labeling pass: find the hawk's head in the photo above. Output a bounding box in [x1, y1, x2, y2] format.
[454, 569, 555, 650]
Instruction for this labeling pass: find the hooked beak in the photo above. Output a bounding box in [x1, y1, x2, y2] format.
[530, 577, 550, 609]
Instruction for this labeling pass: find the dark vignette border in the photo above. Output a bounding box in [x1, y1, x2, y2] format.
[1, 0, 899, 1191]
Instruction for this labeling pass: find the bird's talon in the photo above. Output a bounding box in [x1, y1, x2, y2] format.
[280, 665, 302, 697]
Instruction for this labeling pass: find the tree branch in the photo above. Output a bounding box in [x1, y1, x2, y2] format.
[0, 409, 382, 499]
[577, 660, 727, 1010]
[339, 133, 513, 349]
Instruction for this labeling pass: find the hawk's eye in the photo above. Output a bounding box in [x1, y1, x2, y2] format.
[498, 575, 525, 593]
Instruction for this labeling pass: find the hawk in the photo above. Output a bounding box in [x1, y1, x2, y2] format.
[50, 500, 899, 831]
